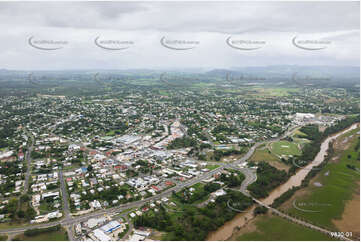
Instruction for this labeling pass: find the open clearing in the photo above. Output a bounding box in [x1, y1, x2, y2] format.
[270, 140, 301, 156]
[233, 214, 333, 241]
[13, 229, 68, 241]
[280, 128, 360, 235]
[249, 145, 289, 171]
[252, 87, 300, 97]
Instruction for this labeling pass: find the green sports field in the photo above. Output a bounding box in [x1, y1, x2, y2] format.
[270, 140, 301, 156]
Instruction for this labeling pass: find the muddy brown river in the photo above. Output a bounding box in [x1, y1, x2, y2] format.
[207, 123, 359, 241]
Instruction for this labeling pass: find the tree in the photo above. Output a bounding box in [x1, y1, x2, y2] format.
[253, 205, 268, 216]
[25, 207, 36, 221]
[87, 165, 93, 172]
[20, 194, 30, 203]
[17, 210, 25, 218]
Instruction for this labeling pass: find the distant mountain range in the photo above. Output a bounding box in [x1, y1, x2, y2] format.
[1, 65, 358, 77]
[206, 65, 360, 79]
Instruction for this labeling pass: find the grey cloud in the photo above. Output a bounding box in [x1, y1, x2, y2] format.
[0, 1, 358, 70]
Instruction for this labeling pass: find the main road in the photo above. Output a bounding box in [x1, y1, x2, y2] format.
[0, 124, 301, 235]
[23, 131, 34, 194]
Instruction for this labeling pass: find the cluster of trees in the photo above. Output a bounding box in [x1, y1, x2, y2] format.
[173, 184, 214, 204]
[219, 171, 245, 187]
[213, 148, 245, 161]
[133, 205, 171, 232]
[106, 121, 129, 135]
[295, 125, 322, 162]
[253, 205, 268, 216]
[167, 137, 197, 149]
[346, 164, 356, 170]
[79, 185, 128, 204]
[200, 143, 212, 150]
[48, 146, 68, 159]
[288, 115, 359, 175]
[0, 162, 24, 194]
[0, 122, 17, 149]
[46, 183, 59, 190]
[0, 162, 23, 176]
[0, 195, 36, 222]
[323, 115, 359, 137]
[271, 186, 299, 208]
[212, 124, 238, 135]
[31, 151, 46, 159]
[204, 182, 222, 192]
[247, 121, 282, 134]
[134, 190, 253, 241]
[248, 162, 288, 198]
[24, 225, 61, 237]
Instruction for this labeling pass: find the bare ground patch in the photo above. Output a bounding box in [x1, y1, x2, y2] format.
[333, 183, 360, 240]
[227, 213, 270, 241]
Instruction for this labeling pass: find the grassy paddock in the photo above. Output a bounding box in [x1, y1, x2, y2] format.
[13, 228, 68, 241]
[236, 214, 334, 241]
[250, 147, 280, 162]
[282, 131, 360, 229]
[249, 146, 289, 171]
[205, 164, 220, 170]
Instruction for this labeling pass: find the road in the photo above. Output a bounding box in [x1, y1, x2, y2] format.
[59, 170, 75, 241]
[23, 132, 34, 194]
[0, 124, 301, 236]
[119, 215, 133, 240]
[59, 170, 71, 219]
[0, 167, 225, 234]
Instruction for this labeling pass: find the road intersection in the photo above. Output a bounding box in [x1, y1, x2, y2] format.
[0, 124, 301, 236]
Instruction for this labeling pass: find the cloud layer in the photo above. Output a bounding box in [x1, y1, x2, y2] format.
[0, 1, 359, 70]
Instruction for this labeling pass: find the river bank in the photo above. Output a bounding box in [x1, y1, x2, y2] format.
[207, 123, 359, 241]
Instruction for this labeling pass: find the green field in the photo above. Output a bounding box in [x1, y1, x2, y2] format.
[158, 90, 170, 96]
[250, 145, 280, 162]
[14, 229, 68, 241]
[249, 145, 290, 171]
[291, 129, 311, 146]
[292, 137, 311, 146]
[252, 87, 300, 97]
[205, 164, 220, 170]
[282, 129, 360, 229]
[105, 130, 116, 136]
[271, 141, 301, 156]
[236, 215, 334, 241]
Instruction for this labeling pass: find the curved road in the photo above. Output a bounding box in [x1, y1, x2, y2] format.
[0, 125, 300, 236]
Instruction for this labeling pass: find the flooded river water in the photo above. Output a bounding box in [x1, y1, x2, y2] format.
[207, 123, 359, 241]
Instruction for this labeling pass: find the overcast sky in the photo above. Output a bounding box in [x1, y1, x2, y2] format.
[0, 1, 359, 70]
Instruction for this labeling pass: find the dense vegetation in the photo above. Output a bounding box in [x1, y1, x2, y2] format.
[167, 137, 197, 149]
[213, 148, 245, 161]
[134, 190, 253, 240]
[24, 225, 61, 237]
[248, 162, 288, 198]
[219, 170, 245, 187]
[253, 205, 268, 216]
[288, 115, 359, 175]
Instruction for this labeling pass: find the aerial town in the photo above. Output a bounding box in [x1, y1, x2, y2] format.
[0, 73, 359, 240]
[0, 1, 359, 241]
